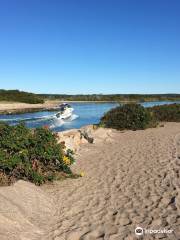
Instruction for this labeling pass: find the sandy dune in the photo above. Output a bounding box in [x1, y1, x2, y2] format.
[0, 123, 180, 240]
[0, 100, 60, 113]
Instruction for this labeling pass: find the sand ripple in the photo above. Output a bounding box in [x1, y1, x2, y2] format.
[0, 123, 180, 239]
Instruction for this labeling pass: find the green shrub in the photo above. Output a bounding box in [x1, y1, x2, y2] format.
[0, 123, 75, 185]
[100, 104, 157, 130]
[149, 104, 180, 122]
[0, 89, 44, 104]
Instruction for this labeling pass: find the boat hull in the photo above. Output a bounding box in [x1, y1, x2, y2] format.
[55, 108, 74, 120]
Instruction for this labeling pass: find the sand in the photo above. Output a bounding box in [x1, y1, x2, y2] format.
[0, 123, 180, 240]
[0, 100, 60, 113]
[0, 101, 115, 114]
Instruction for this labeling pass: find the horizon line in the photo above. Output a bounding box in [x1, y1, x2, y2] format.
[1, 89, 180, 95]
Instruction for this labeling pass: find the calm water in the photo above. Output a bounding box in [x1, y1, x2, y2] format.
[0, 101, 179, 132]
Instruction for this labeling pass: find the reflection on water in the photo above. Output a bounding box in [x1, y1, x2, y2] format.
[0, 101, 179, 132]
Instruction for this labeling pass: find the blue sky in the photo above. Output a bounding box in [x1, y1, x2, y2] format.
[0, 0, 179, 94]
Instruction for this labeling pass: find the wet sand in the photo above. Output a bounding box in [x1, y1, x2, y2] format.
[0, 123, 180, 239]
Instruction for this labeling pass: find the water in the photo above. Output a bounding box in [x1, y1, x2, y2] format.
[0, 101, 179, 132]
[141, 101, 180, 108]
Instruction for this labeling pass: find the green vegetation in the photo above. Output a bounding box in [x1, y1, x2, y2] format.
[39, 93, 180, 102]
[0, 90, 44, 104]
[100, 104, 157, 130]
[0, 123, 75, 185]
[1, 90, 180, 103]
[100, 103, 180, 131]
[149, 104, 180, 122]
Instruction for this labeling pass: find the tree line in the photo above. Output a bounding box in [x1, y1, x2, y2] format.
[1, 90, 180, 103]
[0, 90, 44, 104]
[39, 93, 180, 102]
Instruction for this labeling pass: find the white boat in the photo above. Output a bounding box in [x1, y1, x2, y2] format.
[54, 103, 74, 120]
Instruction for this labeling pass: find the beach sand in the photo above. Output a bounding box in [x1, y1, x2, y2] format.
[0, 123, 180, 239]
[0, 100, 61, 114]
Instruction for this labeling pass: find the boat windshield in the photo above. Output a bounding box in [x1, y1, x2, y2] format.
[59, 106, 65, 111]
[59, 104, 71, 109]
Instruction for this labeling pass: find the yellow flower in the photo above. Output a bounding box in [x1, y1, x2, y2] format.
[63, 156, 71, 165]
[80, 171, 85, 177]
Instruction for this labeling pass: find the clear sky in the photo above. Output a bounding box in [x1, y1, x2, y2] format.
[0, 0, 179, 94]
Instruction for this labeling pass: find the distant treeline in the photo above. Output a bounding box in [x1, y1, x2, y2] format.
[39, 93, 180, 102]
[1, 90, 180, 104]
[0, 90, 44, 104]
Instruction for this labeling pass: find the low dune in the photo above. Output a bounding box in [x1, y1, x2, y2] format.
[0, 123, 180, 239]
[0, 100, 60, 114]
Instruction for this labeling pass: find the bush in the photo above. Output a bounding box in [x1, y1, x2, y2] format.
[149, 104, 180, 122]
[0, 123, 75, 185]
[100, 104, 157, 130]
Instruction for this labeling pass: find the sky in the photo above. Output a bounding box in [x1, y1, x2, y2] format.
[0, 0, 180, 94]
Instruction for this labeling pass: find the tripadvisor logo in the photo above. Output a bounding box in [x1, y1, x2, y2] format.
[135, 227, 144, 236]
[135, 226, 174, 236]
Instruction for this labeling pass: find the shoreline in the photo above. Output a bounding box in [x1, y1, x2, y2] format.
[0, 100, 61, 115]
[0, 99, 179, 115]
[0, 100, 120, 115]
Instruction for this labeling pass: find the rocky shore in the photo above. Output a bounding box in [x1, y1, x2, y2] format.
[57, 125, 113, 152]
[0, 123, 180, 239]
